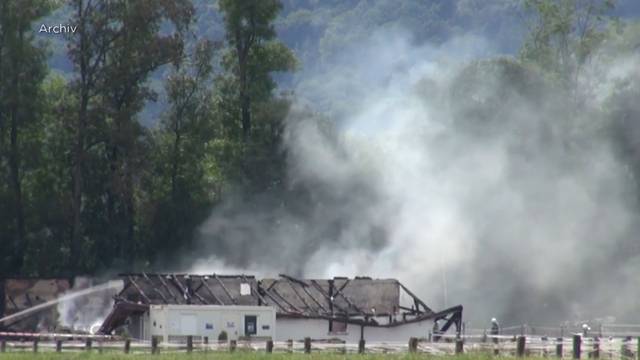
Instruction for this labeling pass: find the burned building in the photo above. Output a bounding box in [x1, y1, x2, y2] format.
[0, 277, 71, 332]
[99, 274, 260, 339]
[99, 273, 463, 342]
[0, 277, 122, 333]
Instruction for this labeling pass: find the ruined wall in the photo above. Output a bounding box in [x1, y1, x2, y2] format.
[1, 278, 71, 332]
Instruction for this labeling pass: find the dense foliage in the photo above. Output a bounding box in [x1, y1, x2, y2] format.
[0, 0, 296, 275]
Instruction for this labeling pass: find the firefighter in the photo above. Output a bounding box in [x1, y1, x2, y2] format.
[490, 318, 500, 344]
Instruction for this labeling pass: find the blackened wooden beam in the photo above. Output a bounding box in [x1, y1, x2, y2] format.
[200, 278, 223, 305]
[398, 305, 420, 314]
[270, 288, 303, 314]
[398, 282, 433, 313]
[213, 274, 237, 304]
[309, 280, 351, 315]
[176, 276, 207, 304]
[156, 274, 181, 303]
[170, 275, 191, 303]
[278, 274, 309, 287]
[241, 274, 268, 305]
[259, 287, 289, 312]
[141, 272, 169, 304]
[299, 282, 328, 313]
[282, 278, 318, 315]
[332, 289, 366, 316]
[127, 275, 151, 304]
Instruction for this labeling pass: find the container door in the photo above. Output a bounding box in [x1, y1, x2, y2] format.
[244, 315, 257, 336]
[181, 314, 198, 335]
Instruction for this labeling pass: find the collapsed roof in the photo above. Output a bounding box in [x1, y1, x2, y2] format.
[99, 273, 462, 335]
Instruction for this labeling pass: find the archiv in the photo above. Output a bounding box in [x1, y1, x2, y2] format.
[39, 24, 78, 34]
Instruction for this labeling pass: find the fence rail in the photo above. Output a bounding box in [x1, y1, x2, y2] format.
[1, 333, 640, 358]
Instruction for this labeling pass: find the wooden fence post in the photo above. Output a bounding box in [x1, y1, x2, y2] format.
[33, 338, 39, 353]
[56, 339, 62, 352]
[592, 337, 600, 359]
[266, 339, 274, 353]
[557, 338, 563, 358]
[622, 338, 633, 359]
[85, 338, 92, 351]
[517, 336, 526, 357]
[230, 339, 237, 352]
[409, 337, 418, 353]
[187, 335, 193, 353]
[455, 338, 464, 354]
[152, 336, 159, 354]
[124, 339, 131, 354]
[304, 337, 311, 353]
[359, 339, 366, 354]
[573, 335, 581, 359]
[287, 339, 293, 353]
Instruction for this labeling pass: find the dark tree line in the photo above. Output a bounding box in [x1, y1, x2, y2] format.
[0, 0, 295, 276]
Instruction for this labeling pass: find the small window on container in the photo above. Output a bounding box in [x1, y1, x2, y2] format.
[240, 283, 251, 296]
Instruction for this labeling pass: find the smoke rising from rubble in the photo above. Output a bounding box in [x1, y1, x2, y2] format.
[190, 26, 640, 327]
[56, 279, 123, 333]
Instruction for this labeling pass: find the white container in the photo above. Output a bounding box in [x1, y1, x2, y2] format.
[148, 304, 276, 342]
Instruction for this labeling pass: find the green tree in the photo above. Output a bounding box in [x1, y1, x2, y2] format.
[65, 0, 193, 272]
[66, 0, 115, 273]
[21, 75, 75, 275]
[144, 39, 221, 257]
[0, 0, 53, 274]
[218, 0, 296, 142]
[520, 0, 615, 92]
[98, 0, 193, 267]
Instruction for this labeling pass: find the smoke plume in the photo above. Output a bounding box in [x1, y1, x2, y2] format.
[189, 24, 640, 328]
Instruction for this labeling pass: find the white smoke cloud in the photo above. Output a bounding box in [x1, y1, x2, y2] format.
[192, 25, 640, 328]
[57, 279, 123, 333]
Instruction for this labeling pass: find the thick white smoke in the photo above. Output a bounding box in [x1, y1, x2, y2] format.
[192, 26, 640, 327]
[56, 278, 123, 333]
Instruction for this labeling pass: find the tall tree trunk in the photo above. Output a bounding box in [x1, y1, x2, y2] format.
[171, 110, 182, 200]
[9, 31, 25, 272]
[71, 90, 87, 273]
[239, 57, 251, 141]
[124, 162, 135, 263]
[70, 0, 88, 273]
[9, 95, 25, 271]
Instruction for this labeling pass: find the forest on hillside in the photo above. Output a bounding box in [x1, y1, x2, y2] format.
[2, 1, 640, 325]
